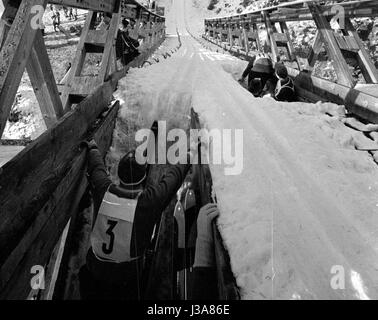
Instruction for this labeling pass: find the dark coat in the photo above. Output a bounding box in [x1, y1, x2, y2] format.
[274, 77, 296, 102]
[242, 56, 276, 97]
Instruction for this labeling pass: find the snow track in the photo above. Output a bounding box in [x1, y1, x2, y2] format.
[111, 0, 378, 300]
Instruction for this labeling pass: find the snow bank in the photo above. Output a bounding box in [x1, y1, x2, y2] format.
[109, 23, 378, 299]
[191, 56, 378, 299]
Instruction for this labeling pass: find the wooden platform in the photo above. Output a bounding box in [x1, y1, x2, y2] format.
[0, 146, 23, 167]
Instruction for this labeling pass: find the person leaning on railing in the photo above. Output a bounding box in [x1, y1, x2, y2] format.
[238, 53, 276, 97]
[78, 139, 198, 300]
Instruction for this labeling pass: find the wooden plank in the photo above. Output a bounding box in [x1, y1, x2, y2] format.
[242, 26, 249, 53]
[0, 80, 115, 277]
[345, 18, 378, 84]
[43, 102, 120, 300]
[0, 100, 119, 300]
[98, 8, 121, 83]
[263, 12, 279, 62]
[0, 152, 88, 299]
[307, 31, 323, 70]
[50, 0, 117, 13]
[60, 11, 95, 112]
[40, 220, 71, 300]
[279, 21, 296, 62]
[288, 67, 378, 123]
[0, 146, 24, 167]
[85, 29, 108, 47]
[334, 33, 359, 51]
[0, 0, 48, 138]
[26, 31, 63, 129]
[273, 32, 288, 43]
[68, 77, 102, 96]
[0, 1, 17, 49]
[52, 101, 119, 300]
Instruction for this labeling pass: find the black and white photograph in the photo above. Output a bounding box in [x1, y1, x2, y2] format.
[1, 0, 378, 309]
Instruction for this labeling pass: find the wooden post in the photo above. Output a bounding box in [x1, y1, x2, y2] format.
[228, 23, 232, 48]
[60, 11, 95, 112]
[307, 31, 323, 71]
[242, 23, 249, 53]
[263, 11, 279, 61]
[252, 23, 262, 52]
[0, 0, 48, 138]
[344, 18, 378, 84]
[98, 10, 121, 82]
[26, 31, 64, 128]
[279, 21, 296, 62]
[308, 2, 355, 87]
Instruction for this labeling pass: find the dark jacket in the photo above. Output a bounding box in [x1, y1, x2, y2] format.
[116, 30, 140, 60]
[87, 148, 191, 259]
[274, 77, 296, 102]
[242, 56, 276, 97]
[191, 267, 218, 300]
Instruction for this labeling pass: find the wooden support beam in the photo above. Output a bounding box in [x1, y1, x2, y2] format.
[263, 11, 279, 61]
[308, 2, 356, 87]
[307, 31, 323, 70]
[228, 25, 232, 48]
[0, 79, 116, 299]
[60, 11, 95, 112]
[242, 26, 249, 53]
[344, 18, 378, 84]
[0, 1, 18, 49]
[279, 21, 296, 62]
[26, 31, 63, 128]
[252, 23, 262, 52]
[50, 0, 117, 13]
[0, 0, 48, 138]
[98, 10, 121, 82]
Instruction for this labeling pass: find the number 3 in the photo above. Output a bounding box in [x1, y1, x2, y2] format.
[102, 220, 118, 254]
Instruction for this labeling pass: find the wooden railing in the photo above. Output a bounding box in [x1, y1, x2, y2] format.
[203, 0, 378, 123]
[0, 0, 165, 300]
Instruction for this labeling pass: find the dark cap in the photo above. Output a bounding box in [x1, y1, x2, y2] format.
[275, 63, 288, 79]
[118, 150, 147, 186]
[252, 57, 274, 74]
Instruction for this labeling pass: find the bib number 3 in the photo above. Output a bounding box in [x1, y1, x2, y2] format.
[102, 220, 118, 255]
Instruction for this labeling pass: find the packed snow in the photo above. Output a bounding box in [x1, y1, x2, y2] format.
[109, 0, 378, 300]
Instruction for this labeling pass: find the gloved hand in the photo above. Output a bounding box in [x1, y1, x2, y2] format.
[79, 139, 98, 151]
[194, 203, 220, 268]
[238, 77, 245, 83]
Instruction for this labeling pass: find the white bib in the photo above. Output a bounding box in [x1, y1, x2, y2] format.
[91, 191, 139, 263]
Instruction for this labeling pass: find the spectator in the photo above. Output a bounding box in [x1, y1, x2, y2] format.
[239, 53, 276, 97]
[63, 6, 69, 18]
[68, 7, 77, 21]
[52, 10, 60, 33]
[272, 63, 296, 102]
[116, 19, 141, 66]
